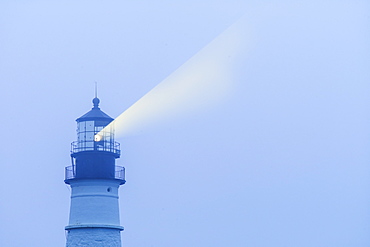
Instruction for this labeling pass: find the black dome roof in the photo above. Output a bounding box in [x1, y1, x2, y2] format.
[76, 97, 114, 122]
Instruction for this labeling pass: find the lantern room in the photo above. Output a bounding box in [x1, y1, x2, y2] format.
[71, 97, 120, 157]
[65, 97, 124, 184]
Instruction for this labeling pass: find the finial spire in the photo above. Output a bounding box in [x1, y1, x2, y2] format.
[95, 81, 98, 98]
[93, 82, 100, 109]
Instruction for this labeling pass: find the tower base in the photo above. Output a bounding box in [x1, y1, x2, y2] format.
[66, 228, 122, 247]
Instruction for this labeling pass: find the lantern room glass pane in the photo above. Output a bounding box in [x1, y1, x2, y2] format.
[78, 132, 84, 142]
[86, 121, 94, 131]
[86, 132, 94, 141]
[78, 122, 85, 132]
[95, 126, 103, 133]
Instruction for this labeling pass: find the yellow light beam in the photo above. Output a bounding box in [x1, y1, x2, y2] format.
[100, 18, 248, 138]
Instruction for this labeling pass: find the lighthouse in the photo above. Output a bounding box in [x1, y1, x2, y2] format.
[64, 97, 125, 247]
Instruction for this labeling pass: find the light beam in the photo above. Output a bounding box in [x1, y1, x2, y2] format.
[100, 18, 249, 138]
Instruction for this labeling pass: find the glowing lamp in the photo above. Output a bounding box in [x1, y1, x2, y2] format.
[94, 134, 102, 142]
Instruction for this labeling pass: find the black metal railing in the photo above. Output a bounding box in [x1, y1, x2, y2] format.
[70, 141, 120, 156]
[65, 165, 125, 181]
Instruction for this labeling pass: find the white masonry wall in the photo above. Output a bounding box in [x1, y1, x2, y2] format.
[65, 179, 123, 247]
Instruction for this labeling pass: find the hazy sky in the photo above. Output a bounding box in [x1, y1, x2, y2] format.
[1, 1, 370, 246]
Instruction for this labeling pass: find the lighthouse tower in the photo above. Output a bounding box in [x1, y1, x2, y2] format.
[64, 97, 125, 247]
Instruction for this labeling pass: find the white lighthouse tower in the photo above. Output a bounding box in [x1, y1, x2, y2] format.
[64, 97, 125, 247]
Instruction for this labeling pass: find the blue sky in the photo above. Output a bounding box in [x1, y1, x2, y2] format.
[1, 1, 370, 246]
